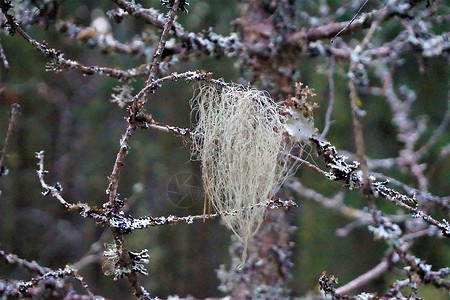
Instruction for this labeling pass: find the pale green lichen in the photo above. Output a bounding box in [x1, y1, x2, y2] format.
[191, 83, 296, 268]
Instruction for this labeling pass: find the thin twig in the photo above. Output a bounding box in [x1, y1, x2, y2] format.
[320, 55, 335, 139]
[331, 0, 369, 43]
[148, 123, 191, 137]
[349, 80, 371, 192]
[336, 244, 412, 296]
[377, 64, 429, 191]
[288, 180, 363, 219]
[35, 151, 72, 209]
[335, 258, 390, 295]
[145, 2, 179, 85]
[417, 97, 450, 156]
[288, 153, 328, 176]
[133, 0, 183, 106]
[105, 122, 142, 297]
[0, 247, 51, 275]
[0, 39, 9, 68]
[0, 103, 19, 176]
[106, 123, 135, 205]
[134, 69, 227, 100]
[347, 8, 387, 203]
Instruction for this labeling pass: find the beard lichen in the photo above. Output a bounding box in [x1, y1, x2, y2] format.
[190, 83, 296, 268]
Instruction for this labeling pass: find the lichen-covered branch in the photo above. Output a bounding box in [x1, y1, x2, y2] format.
[310, 137, 450, 237]
[36, 152, 296, 231]
[111, 0, 241, 58]
[0, 248, 50, 276]
[0, 248, 97, 299]
[0, 1, 145, 79]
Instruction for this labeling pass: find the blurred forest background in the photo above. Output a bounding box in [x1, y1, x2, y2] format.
[0, 0, 449, 299]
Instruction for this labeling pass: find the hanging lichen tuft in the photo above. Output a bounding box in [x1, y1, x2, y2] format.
[190, 83, 296, 268]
